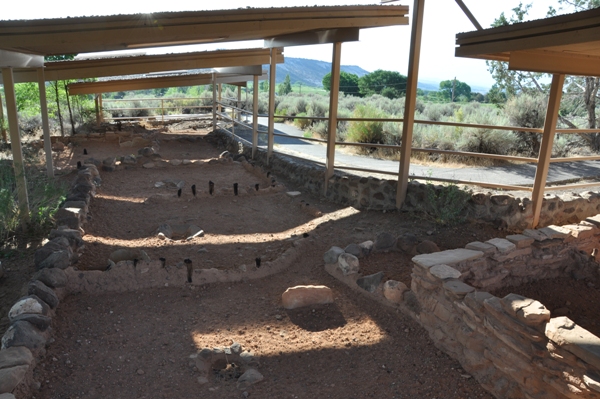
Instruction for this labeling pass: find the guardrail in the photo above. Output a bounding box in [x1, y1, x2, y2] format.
[102, 97, 213, 122]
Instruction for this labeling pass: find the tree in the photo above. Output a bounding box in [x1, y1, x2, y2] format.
[358, 70, 407, 98]
[45, 54, 76, 136]
[322, 71, 361, 97]
[439, 79, 471, 102]
[278, 74, 292, 95]
[487, 1, 600, 150]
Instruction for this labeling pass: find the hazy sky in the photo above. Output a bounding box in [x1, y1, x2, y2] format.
[3, 1, 562, 90]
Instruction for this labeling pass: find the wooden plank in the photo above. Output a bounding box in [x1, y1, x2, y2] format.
[324, 42, 342, 194]
[509, 50, 600, 77]
[2, 67, 30, 222]
[37, 68, 53, 178]
[265, 28, 359, 47]
[531, 74, 565, 228]
[397, 0, 425, 207]
[454, 0, 482, 31]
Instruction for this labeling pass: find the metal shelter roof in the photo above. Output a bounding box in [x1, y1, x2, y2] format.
[455, 7, 600, 77]
[0, 5, 409, 56]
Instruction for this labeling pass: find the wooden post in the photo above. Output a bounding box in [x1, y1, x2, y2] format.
[212, 73, 217, 132]
[94, 95, 100, 126]
[267, 48, 277, 165]
[2, 67, 30, 223]
[0, 91, 7, 143]
[324, 42, 342, 195]
[218, 83, 222, 115]
[161, 99, 164, 123]
[237, 86, 242, 122]
[396, 0, 425, 207]
[98, 93, 104, 122]
[252, 75, 259, 159]
[531, 74, 565, 228]
[37, 68, 54, 178]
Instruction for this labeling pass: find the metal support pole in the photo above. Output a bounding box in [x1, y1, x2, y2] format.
[218, 83, 222, 115]
[396, 0, 425, 207]
[212, 73, 217, 132]
[267, 48, 278, 165]
[2, 67, 30, 223]
[161, 99, 164, 123]
[37, 68, 54, 178]
[324, 42, 342, 195]
[252, 75, 259, 159]
[237, 86, 242, 122]
[531, 74, 565, 228]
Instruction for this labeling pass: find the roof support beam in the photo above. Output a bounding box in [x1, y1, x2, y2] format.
[264, 28, 359, 48]
[531, 74, 565, 228]
[510, 50, 600, 77]
[2, 67, 30, 223]
[37, 68, 54, 178]
[397, 0, 425, 207]
[454, 0, 483, 31]
[0, 49, 43, 68]
[324, 42, 342, 195]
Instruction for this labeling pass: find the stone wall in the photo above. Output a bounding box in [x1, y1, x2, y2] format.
[323, 216, 600, 399]
[210, 130, 600, 231]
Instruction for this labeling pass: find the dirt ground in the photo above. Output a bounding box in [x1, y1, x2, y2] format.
[0, 121, 595, 398]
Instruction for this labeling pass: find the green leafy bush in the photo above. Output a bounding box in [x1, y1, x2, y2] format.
[346, 105, 387, 145]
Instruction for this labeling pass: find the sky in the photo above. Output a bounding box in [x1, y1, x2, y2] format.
[2, 0, 564, 91]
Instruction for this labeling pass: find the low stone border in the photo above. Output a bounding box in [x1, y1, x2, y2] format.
[210, 129, 600, 231]
[323, 217, 600, 399]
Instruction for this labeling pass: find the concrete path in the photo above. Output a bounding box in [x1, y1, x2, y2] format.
[230, 117, 600, 187]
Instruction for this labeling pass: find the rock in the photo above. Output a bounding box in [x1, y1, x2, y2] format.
[164, 179, 185, 189]
[31, 268, 67, 288]
[0, 263, 3, 280]
[416, 240, 440, 254]
[286, 191, 301, 198]
[34, 237, 71, 268]
[237, 368, 263, 390]
[0, 346, 33, 369]
[109, 248, 150, 263]
[219, 151, 231, 159]
[546, 317, 600, 369]
[28, 280, 59, 309]
[486, 238, 516, 253]
[8, 296, 50, 320]
[1, 321, 47, 354]
[337, 253, 359, 276]
[344, 244, 363, 258]
[358, 240, 374, 257]
[429, 264, 461, 280]
[0, 366, 29, 394]
[49, 227, 83, 250]
[374, 232, 396, 252]
[9, 314, 52, 331]
[143, 162, 155, 169]
[139, 147, 156, 157]
[281, 285, 334, 309]
[397, 233, 419, 255]
[383, 280, 408, 303]
[323, 246, 345, 264]
[197, 376, 209, 385]
[584, 374, 600, 393]
[356, 271, 385, 293]
[182, 159, 192, 165]
[170, 159, 182, 166]
[51, 142, 65, 152]
[122, 155, 137, 165]
[37, 250, 71, 270]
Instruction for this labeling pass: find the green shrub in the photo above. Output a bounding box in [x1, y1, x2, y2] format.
[293, 112, 312, 129]
[422, 183, 471, 226]
[0, 164, 67, 243]
[504, 94, 546, 155]
[346, 105, 387, 145]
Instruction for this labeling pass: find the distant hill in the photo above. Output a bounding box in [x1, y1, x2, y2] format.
[267, 57, 490, 93]
[270, 57, 369, 87]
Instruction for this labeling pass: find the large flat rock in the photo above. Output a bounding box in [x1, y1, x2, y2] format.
[412, 249, 484, 269]
[546, 317, 600, 370]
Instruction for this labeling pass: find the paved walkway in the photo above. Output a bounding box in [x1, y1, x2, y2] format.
[230, 117, 600, 187]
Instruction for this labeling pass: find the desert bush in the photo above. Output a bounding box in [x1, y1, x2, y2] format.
[504, 94, 546, 155]
[309, 121, 328, 140]
[293, 112, 312, 129]
[346, 105, 387, 147]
